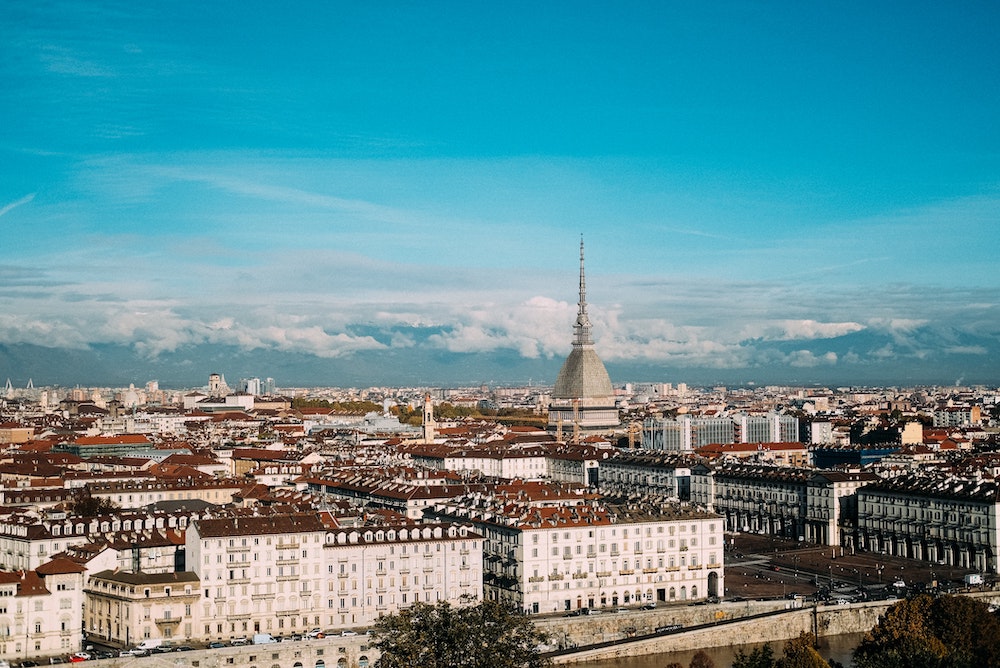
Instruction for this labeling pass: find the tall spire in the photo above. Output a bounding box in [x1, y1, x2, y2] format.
[574, 236, 594, 347]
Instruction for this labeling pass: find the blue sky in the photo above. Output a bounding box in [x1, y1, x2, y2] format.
[2, 1, 1000, 388]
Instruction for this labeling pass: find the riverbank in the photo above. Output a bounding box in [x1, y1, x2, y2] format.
[569, 632, 866, 668]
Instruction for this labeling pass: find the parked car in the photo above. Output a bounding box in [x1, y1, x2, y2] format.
[641, 602, 656, 610]
[68, 654, 89, 664]
[340, 630, 357, 637]
[208, 642, 227, 649]
[307, 629, 326, 639]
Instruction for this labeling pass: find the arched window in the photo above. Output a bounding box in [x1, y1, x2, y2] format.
[358, 657, 369, 668]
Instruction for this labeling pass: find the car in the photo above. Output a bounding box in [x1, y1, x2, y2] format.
[68, 655, 89, 664]
[339, 630, 357, 637]
[231, 637, 249, 646]
[641, 602, 656, 610]
[290, 633, 303, 642]
[307, 629, 325, 639]
[21, 661, 40, 667]
[614, 608, 628, 613]
[208, 642, 227, 649]
[119, 650, 145, 658]
[173, 647, 194, 652]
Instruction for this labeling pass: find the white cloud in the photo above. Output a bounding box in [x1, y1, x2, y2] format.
[0, 193, 36, 218]
[787, 350, 838, 368]
[739, 320, 865, 342]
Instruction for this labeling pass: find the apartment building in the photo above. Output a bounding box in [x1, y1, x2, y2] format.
[857, 472, 1000, 574]
[83, 571, 200, 647]
[598, 452, 698, 500]
[428, 494, 724, 615]
[932, 405, 982, 427]
[641, 413, 799, 453]
[691, 462, 882, 548]
[185, 512, 482, 641]
[322, 522, 482, 630]
[0, 510, 192, 572]
[0, 558, 87, 662]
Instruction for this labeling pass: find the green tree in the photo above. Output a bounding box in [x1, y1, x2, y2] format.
[370, 599, 550, 668]
[777, 633, 829, 668]
[733, 643, 776, 668]
[853, 595, 1000, 668]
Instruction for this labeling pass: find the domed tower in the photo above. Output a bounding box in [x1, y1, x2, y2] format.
[547, 239, 620, 436]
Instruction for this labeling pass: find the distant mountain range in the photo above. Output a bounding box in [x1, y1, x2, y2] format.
[2, 324, 997, 390]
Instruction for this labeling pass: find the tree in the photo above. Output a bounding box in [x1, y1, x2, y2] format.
[66, 487, 119, 517]
[689, 650, 716, 668]
[733, 644, 776, 668]
[777, 633, 829, 668]
[853, 595, 1000, 668]
[370, 599, 551, 668]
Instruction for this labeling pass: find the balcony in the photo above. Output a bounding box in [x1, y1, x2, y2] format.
[642, 568, 658, 574]
[548, 574, 564, 581]
[528, 576, 544, 583]
[154, 616, 181, 626]
[595, 571, 612, 578]
[619, 569, 634, 576]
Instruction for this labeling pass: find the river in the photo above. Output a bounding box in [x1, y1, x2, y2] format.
[568, 632, 864, 667]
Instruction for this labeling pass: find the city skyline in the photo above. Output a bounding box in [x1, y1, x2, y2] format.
[2, 2, 1000, 388]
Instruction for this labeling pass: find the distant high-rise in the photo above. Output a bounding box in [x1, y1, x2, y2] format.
[547, 239, 620, 435]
